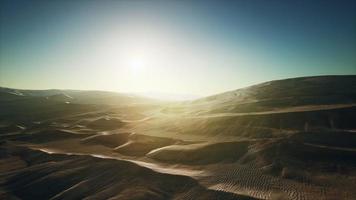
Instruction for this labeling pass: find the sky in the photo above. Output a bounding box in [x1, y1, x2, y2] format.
[1, 0, 355, 97]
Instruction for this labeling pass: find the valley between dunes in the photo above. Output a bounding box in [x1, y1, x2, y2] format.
[1, 76, 356, 200]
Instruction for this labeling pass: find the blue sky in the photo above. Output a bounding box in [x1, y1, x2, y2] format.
[1, 0, 355, 96]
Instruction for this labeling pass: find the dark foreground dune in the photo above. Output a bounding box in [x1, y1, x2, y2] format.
[1, 76, 356, 200]
[0, 144, 254, 200]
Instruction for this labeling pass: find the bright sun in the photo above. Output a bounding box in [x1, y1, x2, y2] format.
[126, 47, 153, 74]
[129, 56, 146, 70]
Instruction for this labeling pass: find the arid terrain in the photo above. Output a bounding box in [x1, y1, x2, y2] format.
[1, 75, 356, 200]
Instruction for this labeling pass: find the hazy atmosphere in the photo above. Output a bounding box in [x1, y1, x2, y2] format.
[1, 1, 356, 200]
[1, 0, 355, 96]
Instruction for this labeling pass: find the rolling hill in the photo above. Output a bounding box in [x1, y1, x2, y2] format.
[1, 75, 356, 200]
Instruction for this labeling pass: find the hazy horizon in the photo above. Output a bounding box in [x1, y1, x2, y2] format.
[2, 74, 356, 101]
[1, 0, 355, 97]
[1, 1, 356, 198]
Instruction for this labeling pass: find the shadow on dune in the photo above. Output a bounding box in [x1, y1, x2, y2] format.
[0, 145, 256, 200]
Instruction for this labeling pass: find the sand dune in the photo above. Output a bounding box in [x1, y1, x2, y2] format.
[1, 76, 356, 199]
[147, 141, 249, 164]
[114, 134, 180, 156]
[0, 145, 254, 200]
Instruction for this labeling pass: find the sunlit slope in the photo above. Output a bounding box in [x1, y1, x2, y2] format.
[142, 75, 356, 140]
[189, 75, 356, 114]
[1, 75, 356, 200]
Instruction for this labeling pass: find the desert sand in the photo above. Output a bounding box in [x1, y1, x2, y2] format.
[1, 75, 356, 200]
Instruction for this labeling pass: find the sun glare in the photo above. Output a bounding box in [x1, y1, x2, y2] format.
[129, 56, 146, 71]
[125, 45, 154, 76]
